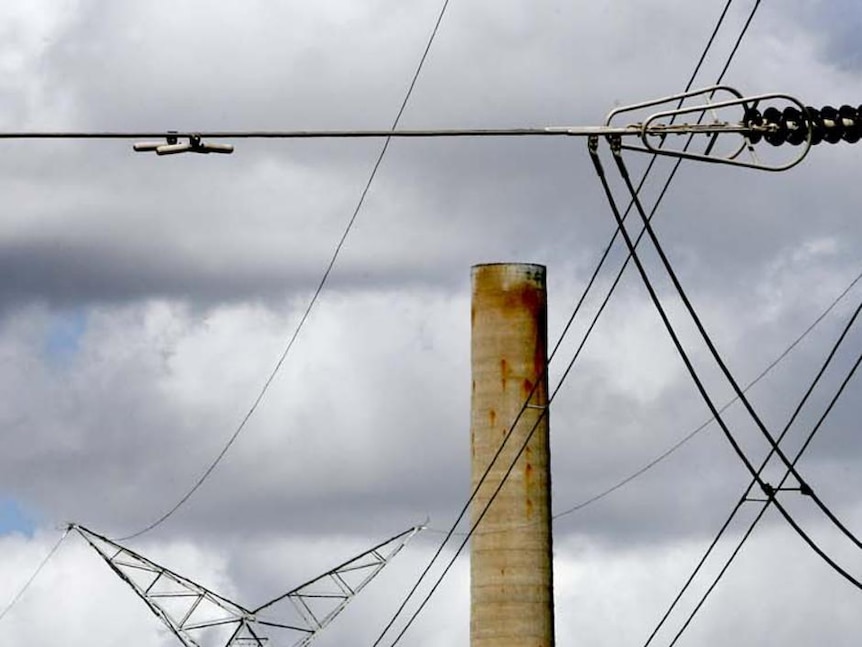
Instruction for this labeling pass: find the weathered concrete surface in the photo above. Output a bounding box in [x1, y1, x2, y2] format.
[471, 263, 555, 647]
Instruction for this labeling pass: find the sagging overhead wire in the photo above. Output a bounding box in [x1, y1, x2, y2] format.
[2, 0, 761, 633]
[589, 138, 862, 590]
[372, 2, 761, 644]
[116, 0, 454, 542]
[0, 528, 70, 625]
[545, 0, 775, 519]
[643, 298, 862, 647]
[558, 264, 861, 515]
[607, 142, 862, 552]
[552, 265, 862, 520]
[420, 265, 862, 541]
[665, 315, 862, 647]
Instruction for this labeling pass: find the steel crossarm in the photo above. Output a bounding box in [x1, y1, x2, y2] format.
[73, 522, 423, 647]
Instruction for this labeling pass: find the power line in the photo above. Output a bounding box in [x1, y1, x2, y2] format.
[372, 3, 751, 643]
[593, 137, 862, 596]
[609, 144, 862, 552]
[553, 263, 860, 518]
[422, 265, 860, 540]
[592, 137, 862, 614]
[0, 125, 750, 140]
[667, 320, 862, 645]
[0, 528, 70, 625]
[644, 297, 862, 647]
[546, 0, 765, 518]
[545, 0, 766, 463]
[593, 135, 755, 487]
[117, 0, 454, 542]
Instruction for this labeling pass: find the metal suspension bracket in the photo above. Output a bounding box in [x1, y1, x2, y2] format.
[605, 85, 812, 171]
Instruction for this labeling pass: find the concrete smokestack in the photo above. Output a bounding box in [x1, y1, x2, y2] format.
[470, 263, 554, 647]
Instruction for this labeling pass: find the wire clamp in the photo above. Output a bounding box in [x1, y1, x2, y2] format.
[133, 131, 234, 156]
[525, 403, 547, 410]
[774, 483, 814, 497]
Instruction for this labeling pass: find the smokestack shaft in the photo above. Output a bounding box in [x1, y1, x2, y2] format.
[470, 263, 555, 647]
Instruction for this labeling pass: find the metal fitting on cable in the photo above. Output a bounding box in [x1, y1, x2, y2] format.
[133, 131, 234, 155]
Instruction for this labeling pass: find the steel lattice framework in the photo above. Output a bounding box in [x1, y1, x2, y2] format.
[72, 524, 423, 647]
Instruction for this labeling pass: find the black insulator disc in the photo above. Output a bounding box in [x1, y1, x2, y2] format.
[743, 106, 763, 144]
[805, 106, 824, 145]
[763, 106, 786, 146]
[783, 107, 806, 145]
[839, 104, 861, 143]
[820, 105, 843, 143]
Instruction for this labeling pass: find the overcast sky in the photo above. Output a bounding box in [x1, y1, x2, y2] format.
[1, 1, 861, 646]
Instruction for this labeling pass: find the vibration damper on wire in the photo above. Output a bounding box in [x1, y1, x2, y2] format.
[133, 131, 234, 155]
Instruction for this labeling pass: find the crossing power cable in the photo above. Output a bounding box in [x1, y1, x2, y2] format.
[590, 139, 862, 590]
[0, 528, 70, 625]
[553, 264, 862, 519]
[372, 2, 755, 644]
[116, 0, 454, 542]
[421, 266, 862, 539]
[608, 145, 862, 551]
[542, 0, 764, 520]
[0, 0, 750, 632]
[554, 0, 767, 406]
[592, 140, 862, 593]
[547, 0, 737, 369]
[666, 346, 862, 643]
[643, 298, 862, 647]
[665, 315, 862, 646]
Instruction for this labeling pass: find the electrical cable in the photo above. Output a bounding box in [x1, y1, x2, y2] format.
[716, 0, 762, 83]
[388, 0, 848, 639]
[565, 0, 765, 393]
[665, 323, 862, 647]
[0, 528, 70, 625]
[644, 297, 862, 646]
[116, 0, 454, 542]
[555, 0, 763, 409]
[426, 265, 860, 540]
[591, 139, 862, 592]
[541, 0, 766, 520]
[595, 140, 862, 595]
[0, 0, 746, 633]
[548, 0, 736, 366]
[610, 146, 862, 551]
[592, 138, 756, 478]
[552, 267, 862, 520]
[372, 2, 749, 642]
[389, 111, 761, 647]
[609, 140, 862, 564]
